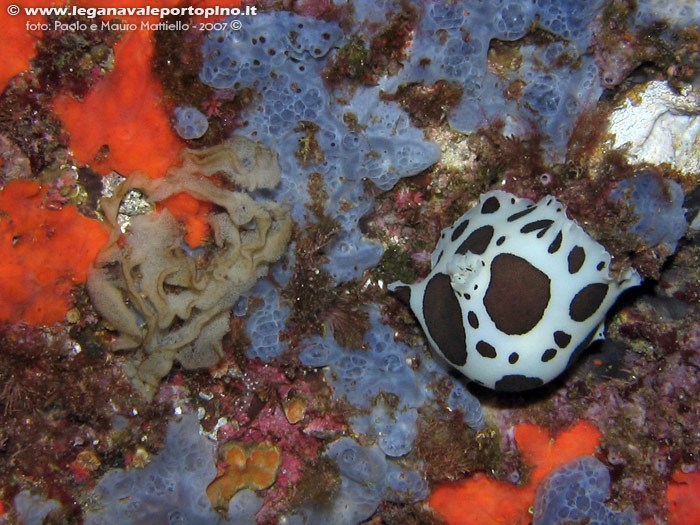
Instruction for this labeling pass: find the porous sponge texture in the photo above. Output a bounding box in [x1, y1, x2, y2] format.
[173, 106, 209, 140]
[298, 437, 428, 524]
[611, 172, 688, 251]
[379, 0, 605, 159]
[299, 308, 428, 409]
[244, 279, 290, 362]
[85, 415, 219, 524]
[294, 438, 389, 525]
[295, 308, 479, 522]
[533, 455, 637, 525]
[199, 10, 440, 283]
[299, 307, 484, 431]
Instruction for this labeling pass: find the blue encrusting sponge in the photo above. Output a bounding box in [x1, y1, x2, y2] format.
[533, 455, 637, 525]
[611, 172, 687, 251]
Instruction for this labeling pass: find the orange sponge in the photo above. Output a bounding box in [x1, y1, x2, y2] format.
[0, 0, 48, 91]
[158, 192, 213, 248]
[207, 441, 282, 509]
[53, 28, 183, 179]
[429, 421, 602, 525]
[667, 469, 700, 525]
[0, 179, 109, 324]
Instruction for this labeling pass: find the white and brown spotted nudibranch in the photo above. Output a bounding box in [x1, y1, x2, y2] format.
[389, 190, 641, 392]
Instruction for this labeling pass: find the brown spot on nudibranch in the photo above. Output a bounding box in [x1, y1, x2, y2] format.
[456, 225, 494, 255]
[481, 196, 500, 214]
[450, 219, 470, 241]
[476, 340, 496, 358]
[467, 311, 479, 329]
[553, 330, 571, 348]
[548, 231, 563, 253]
[569, 283, 608, 322]
[483, 253, 551, 335]
[495, 375, 544, 392]
[423, 273, 467, 366]
[507, 206, 536, 222]
[520, 219, 554, 238]
[568, 246, 585, 274]
[541, 348, 557, 362]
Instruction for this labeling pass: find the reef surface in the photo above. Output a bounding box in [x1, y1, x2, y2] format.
[0, 0, 699, 524]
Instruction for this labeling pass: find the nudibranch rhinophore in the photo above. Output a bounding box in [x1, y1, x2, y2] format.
[389, 190, 641, 392]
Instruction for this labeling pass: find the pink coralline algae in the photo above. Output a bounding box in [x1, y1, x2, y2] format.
[202, 359, 346, 520]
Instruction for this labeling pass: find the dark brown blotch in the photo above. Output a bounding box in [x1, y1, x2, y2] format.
[483, 253, 551, 335]
[553, 330, 571, 348]
[423, 273, 468, 366]
[568, 246, 585, 274]
[456, 225, 494, 255]
[541, 348, 557, 362]
[467, 311, 479, 329]
[481, 196, 500, 214]
[494, 375, 544, 392]
[569, 283, 608, 322]
[520, 219, 554, 238]
[451, 219, 470, 241]
[507, 206, 536, 222]
[548, 231, 563, 253]
[508, 352, 519, 364]
[476, 340, 496, 358]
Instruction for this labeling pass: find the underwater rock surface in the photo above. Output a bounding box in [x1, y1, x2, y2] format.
[0, 0, 699, 524]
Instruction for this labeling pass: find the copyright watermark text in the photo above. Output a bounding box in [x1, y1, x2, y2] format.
[7, 3, 256, 20]
[25, 18, 243, 32]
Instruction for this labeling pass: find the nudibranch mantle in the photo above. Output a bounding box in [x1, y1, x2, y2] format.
[389, 190, 641, 392]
